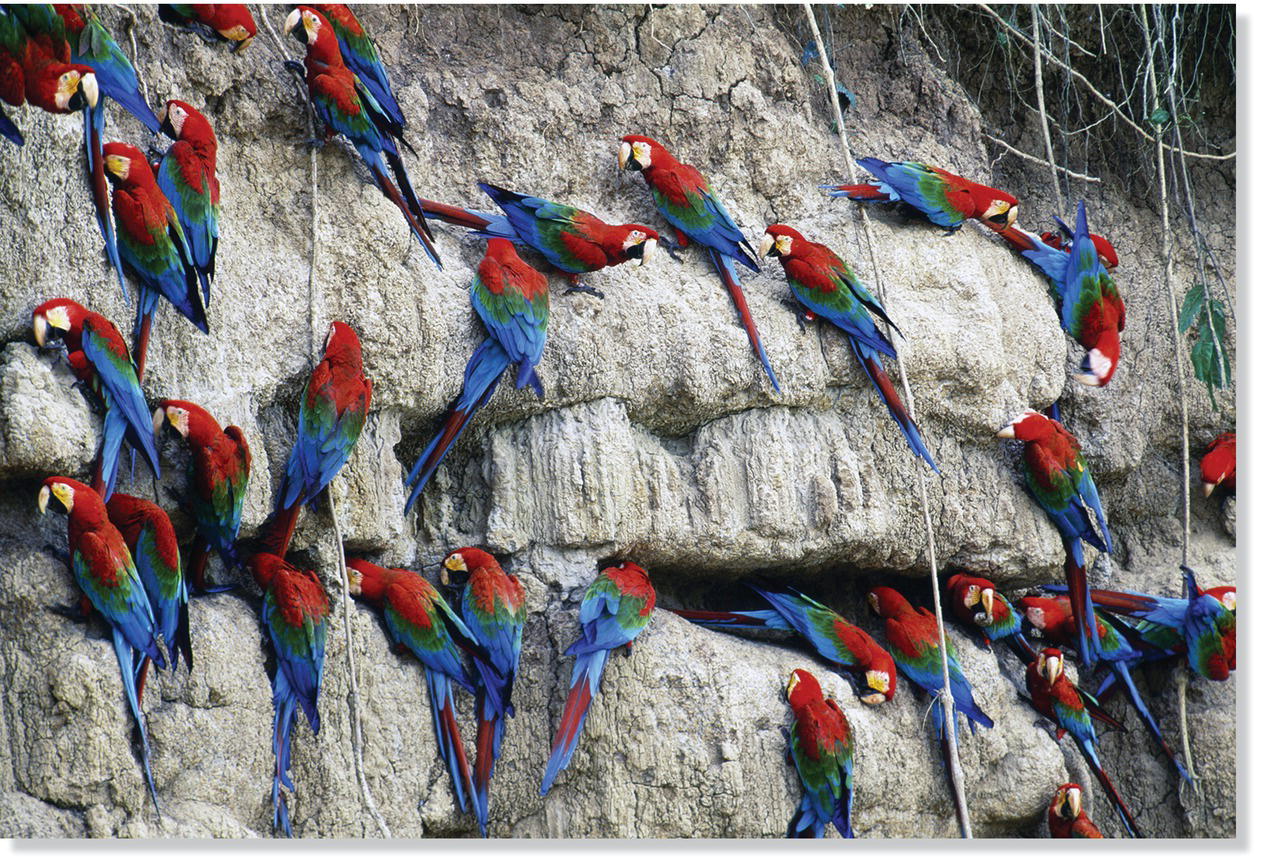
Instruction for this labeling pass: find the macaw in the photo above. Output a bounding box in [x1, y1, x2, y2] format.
[155, 99, 219, 304]
[822, 158, 1018, 231]
[618, 134, 780, 392]
[272, 320, 371, 556]
[157, 4, 255, 52]
[101, 141, 207, 379]
[673, 585, 896, 705]
[440, 547, 526, 836]
[993, 220, 1119, 270]
[760, 224, 937, 469]
[540, 561, 655, 796]
[1025, 648, 1140, 837]
[784, 668, 855, 839]
[0, 3, 100, 146]
[33, 298, 161, 500]
[346, 557, 482, 822]
[998, 408, 1112, 666]
[403, 238, 548, 511]
[1047, 783, 1103, 838]
[421, 182, 661, 298]
[247, 551, 328, 837]
[153, 399, 250, 591]
[1200, 432, 1235, 497]
[39, 476, 164, 813]
[307, 4, 405, 142]
[283, 6, 440, 267]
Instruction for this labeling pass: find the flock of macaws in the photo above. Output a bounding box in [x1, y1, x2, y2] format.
[8, 3, 1234, 840]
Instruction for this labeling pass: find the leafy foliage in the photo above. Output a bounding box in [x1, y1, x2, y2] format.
[1179, 283, 1231, 410]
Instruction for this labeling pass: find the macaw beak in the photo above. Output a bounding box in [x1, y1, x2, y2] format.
[1203, 481, 1217, 497]
[33, 315, 48, 348]
[638, 237, 657, 267]
[617, 141, 631, 171]
[346, 568, 363, 596]
[1044, 654, 1061, 683]
[1066, 786, 1082, 818]
[80, 72, 99, 110]
[231, 34, 254, 53]
[996, 423, 1016, 439]
[152, 407, 166, 437]
[859, 692, 886, 706]
[757, 234, 774, 259]
[283, 9, 302, 37]
[37, 485, 49, 514]
[980, 588, 995, 620]
[439, 566, 451, 586]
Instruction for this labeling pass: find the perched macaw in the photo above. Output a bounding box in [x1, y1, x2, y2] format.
[247, 551, 328, 837]
[1047, 783, 1103, 838]
[346, 557, 482, 822]
[822, 158, 1018, 231]
[155, 99, 219, 304]
[999, 409, 1112, 666]
[404, 239, 548, 511]
[421, 182, 661, 298]
[1025, 648, 1140, 837]
[307, 4, 405, 142]
[39, 476, 164, 813]
[153, 399, 250, 591]
[784, 668, 855, 839]
[674, 585, 896, 705]
[618, 134, 780, 392]
[0, 3, 100, 145]
[540, 561, 654, 796]
[101, 141, 207, 378]
[157, 4, 255, 52]
[33, 298, 161, 500]
[1200, 432, 1235, 497]
[440, 547, 526, 836]
[760, 224, 937, 469]
[273, 320, 371, 556]
[284, 6, 440, 267]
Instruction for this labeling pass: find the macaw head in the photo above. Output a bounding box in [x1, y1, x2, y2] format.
[860, 651, 896, 705]
[759, 224, 807, 261]
[285, 6, 330, 52]
[617, 225, 660, 267]
[32, 298, 85, 348]
[1051, 783, 1084, 821]
[996, 408, 1056, 442]
[38, 476, 89, 517]
[216, 5, 257, 52]
[1040, 647, 1066, 684]
[618, 135, 666, 173]
[153, 399, 214, 442]
[786, 667, 823, 710]
[344, 557, 367, 597]
[1208, 586, 1236, 612]
[159, 99, 212, 143]
[36, 65, 98, 113]
[866, 586, 912, 620]
[1091, 234, 1120, 270]
[1071, 330, 1121, 388]
[322, 320, 364, 367]
[441, 546, 498, 586]
[103, 141, 151, 186]
[971, 183, 1018, 230]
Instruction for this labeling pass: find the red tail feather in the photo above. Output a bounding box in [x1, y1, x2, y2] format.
[474, 714, 496, 802]
[370, 165, 442, 264]
[1086, 753, 1141, 837]
[1063, 548, 1094, 660]
[863, 357, 913, 426]
[551, 676, 594, 755]
[136, 656, 152, 705]
[673, 609, 770, 627]
[134, 314, 153, 382]
[418, 409, 473, 489]
[439, 699, 475, 802]
[419, 198, 494, 231]
[188, 544, 210, 592]
[257, 505, 300, 559]
[833, 183, 890, 202]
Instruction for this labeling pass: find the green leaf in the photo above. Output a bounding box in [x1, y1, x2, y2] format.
[1179, 284, 1205, 332]
[1149, 108, 1171, 127]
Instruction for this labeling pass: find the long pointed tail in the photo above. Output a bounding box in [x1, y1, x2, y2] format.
[671, 608, 792, 630]
[404, 338, 510, 512]
[1077, 738, 1142, 838]
[272, 673, 299, 837]
[0, 105, 22, 145]
[83, 103, 128, 298]
[707, 249, 780, 393]
[417, 197, 511, 236]
[113, 628, 161, 816]
[132, 307, 154, 382]
[96, 409, 129, 502]
[425, 670, 476, 817]
[1109, 659, 1191, 783]
[820, 182, 894, 203]
[364, 154, 442, 268]
[1063, 538, 1102, 666]
[540, 649, 608, 796]
[786, 796, 827, 838]
[260, 504, 302, 561]
[850, 339, 938, 471]
[472, 690, 504, 837]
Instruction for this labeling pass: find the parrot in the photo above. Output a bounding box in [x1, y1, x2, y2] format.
[759, 224, 937, 469]
[618, 134, 780, 392]
[155, 99, 220, 304]
[540, 561, 655, 796]
[1200, 432, 1235, 497]
[307, 4, 406, 142]
[157, 4, 256, 52]
[101, 140, 207, 379]
[283, 6, 440, 267]
[784, 668, 855, 839]
[998, 408, 1112, 666]
[1025, 648, 1141, 837]
[32, 298, 161, 500]
[345, 557, 482, 823]
[822, 158, 1018, 231]
[440, 547, 526, 836]
[39, 476, 164, 813]
[272, 320, 372, 557]
[247, 551, 328, 837]
[152, 399, 251, 591]
[673, 585, 896, 705]
[993, 220, 1119, 270]
[420, 182, 661, 298]
[1047, 782, 1103, 838]
[1017, 593, 1191, 782]
[0, 3, 100, 145]
[403, 238, 548, 511]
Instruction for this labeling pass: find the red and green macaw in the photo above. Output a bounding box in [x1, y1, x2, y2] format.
[308, 4, 405, 143]
[540, 561, 655, 796]
[33, 298, 161, 500]
[1048, 783, 1103, 838]
[155, 99, 219, 304]
[346, 557, 482, 823]
[284, 6, 440, 267]
[39, 476, 164, 813]
[760, 224, 937, 469]
[273, 321, 371, 556]
[1025, 648, 1140, 837]
[441, 547, 526, 836]
[153, 399, 251, 591]
[618, 134, 780, 392]
[785, 668, 855, 839]
[0, 3, 100, 146]
[994, 218, 1120, 271]
[157, 4, 256, 52]
[998, 409, 1112, 666]
[101, 141, 207, 379]
[674, 585, 896, 705]
[1200, 432, 1235, 497]
[404, 239, 548, 511]
[421, 182, 661, 298]
[247, 551, 328, 837]
[823, 157, 1018, 232]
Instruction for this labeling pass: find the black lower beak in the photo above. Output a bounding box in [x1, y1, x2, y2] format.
[626, 243, 644, 260]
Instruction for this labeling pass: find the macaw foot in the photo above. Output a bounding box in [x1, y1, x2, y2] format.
[563, 282, 605, 300]
[658, 235, 687, 263]
[193, 27, 222, 47]
[298, 136, 327, 151]
[781, 299, 815, 333]
[941, 224, 963, 237]
[47, 594, 94, 623]
[282, 59, 305, 77]
[391, 642, 410, 656]
[622, 641, 634, 658]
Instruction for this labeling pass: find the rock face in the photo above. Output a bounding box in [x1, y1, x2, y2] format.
[0, 4, 1234, 839]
